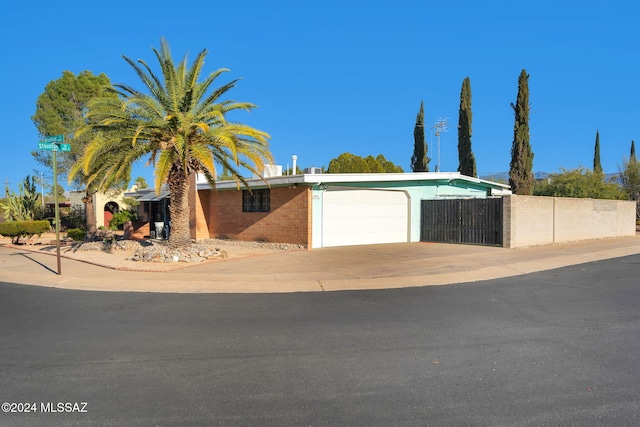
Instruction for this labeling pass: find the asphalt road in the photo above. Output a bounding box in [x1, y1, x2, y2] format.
[1, 255, 640, 426]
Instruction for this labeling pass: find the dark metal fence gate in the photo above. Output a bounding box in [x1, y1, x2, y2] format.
[420, 198, 503, 246]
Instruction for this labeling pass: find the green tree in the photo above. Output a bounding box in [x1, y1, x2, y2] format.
[31, 70, 118, 237]
[457, 77, 477, 177]
[375, 154, 404, 173]
[71, 39, 273, 247]
[134, 176, 148, 190]
[327, 153, 368, 173]
[49, 183, 65, 198]
[593, 130, 602, 174]
[283, 166, 303, 175]
[509, 69, 534, 195]
[411, 101, 429, 172]
[218, 166, 235, 180]
[620, 156, 640, 218]
[327, 153, 403, 173]
[630, 140, 636, 162]
[534, 167, 625, 200]
[365, 155, 385, 173]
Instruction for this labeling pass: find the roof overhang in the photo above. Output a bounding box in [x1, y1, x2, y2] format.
[198, 172, 511, 192]
[124, 186, 170, 202]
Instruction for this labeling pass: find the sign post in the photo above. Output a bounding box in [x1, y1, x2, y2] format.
[38, 135, 67, 275]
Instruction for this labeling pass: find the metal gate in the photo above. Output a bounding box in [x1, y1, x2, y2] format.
[420, 198, 503, 245]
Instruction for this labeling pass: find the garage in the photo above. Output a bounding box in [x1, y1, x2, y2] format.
[321, 188, 409, 247]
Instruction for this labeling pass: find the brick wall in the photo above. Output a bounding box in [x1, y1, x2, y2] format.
[504, 195, 636, 248]
[200, 186, 311, 246]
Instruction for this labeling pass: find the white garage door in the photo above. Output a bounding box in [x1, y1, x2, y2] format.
[322, 189, 409, 247]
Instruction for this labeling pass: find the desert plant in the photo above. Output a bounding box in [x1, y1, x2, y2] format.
[66, 228, 86, 241]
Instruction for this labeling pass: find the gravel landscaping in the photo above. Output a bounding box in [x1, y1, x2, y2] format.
[2, 233, 306, 271]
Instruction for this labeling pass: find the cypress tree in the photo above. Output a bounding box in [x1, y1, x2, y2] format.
[411, 101, 430, 172]
[509, 69, 534, 195]
[593, 130, 602, 174]
[631, 140, 636, 162]
[457, 77, 477, 177]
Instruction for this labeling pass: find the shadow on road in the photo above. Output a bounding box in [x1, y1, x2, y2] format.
[10, 251, 57, 275]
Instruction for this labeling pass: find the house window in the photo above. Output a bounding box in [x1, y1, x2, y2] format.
[242, 189, 270, 212]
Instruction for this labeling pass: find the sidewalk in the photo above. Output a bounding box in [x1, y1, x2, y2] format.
[2, 235, 640, 293]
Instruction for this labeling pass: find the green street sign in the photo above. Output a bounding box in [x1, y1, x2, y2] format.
[41, 134, 64, 143]
[38, 142, 71, 152]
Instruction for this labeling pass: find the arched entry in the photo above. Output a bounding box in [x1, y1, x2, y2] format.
[104, 202, 119, 228]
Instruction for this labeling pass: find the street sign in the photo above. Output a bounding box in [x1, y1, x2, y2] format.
[41, 134, 64, 143]
[38, 142, 71, 152]
[37, 134, 67, 275]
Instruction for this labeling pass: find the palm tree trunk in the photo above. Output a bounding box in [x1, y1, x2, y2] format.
[167, 168, 191, 247]
[84, 190, 97, 240]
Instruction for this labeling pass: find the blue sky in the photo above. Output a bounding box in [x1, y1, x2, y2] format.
[1, 0, 638, 193]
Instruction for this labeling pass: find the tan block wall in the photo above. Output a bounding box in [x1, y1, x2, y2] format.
[504, 195, 636, 248]
[503, 195, 554, 248]
[553, 197, 594, 243]
[616, 200, 637, 236]
[202, 186, 311, 246]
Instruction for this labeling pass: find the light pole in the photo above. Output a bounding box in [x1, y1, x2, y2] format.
[432, 117, 448, 172]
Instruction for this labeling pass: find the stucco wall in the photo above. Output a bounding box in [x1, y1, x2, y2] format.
[94, 191, 130, 228]
[504, 195, 636, 248]
[202, 186, 311, 246]
[69, 190, 131, 229]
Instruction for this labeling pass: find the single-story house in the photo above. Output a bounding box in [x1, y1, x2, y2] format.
[69, 188, 134, 229]
[188, 172, 511, 248]
[124, 170, 637, 248]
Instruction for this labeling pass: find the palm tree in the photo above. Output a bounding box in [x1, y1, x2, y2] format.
[71, 39, 273, 247]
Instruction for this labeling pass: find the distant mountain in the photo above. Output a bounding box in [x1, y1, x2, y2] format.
[480, 171, 620, 183]
[480, 171, 550, 182]
[479, 172, 509, 182]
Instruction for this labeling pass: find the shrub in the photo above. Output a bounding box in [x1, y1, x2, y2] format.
[109, 209, 139, 230]
[0, 222, 20, 238]
[22, 220, 51, 236]
[0, 220, 50, 244]
[67, 228, 86, 241]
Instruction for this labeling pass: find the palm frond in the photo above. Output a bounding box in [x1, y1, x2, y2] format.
[199, 79, 239, 109]
[154, 150, 174, 192]
[72, 38, 273, 244]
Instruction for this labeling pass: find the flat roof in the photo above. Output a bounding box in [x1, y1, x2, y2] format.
[197, 172, 511, 191]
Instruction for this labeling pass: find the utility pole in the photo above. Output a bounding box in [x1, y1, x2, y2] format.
[432, 117, 449, 172]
